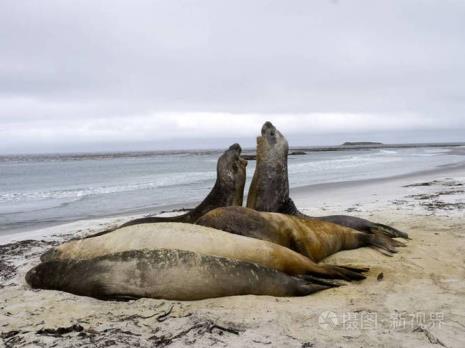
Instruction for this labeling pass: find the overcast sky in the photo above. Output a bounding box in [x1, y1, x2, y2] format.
[1, 0, 464, 154]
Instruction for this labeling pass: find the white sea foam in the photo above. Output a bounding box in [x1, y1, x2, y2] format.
[0, 171, 216, 203]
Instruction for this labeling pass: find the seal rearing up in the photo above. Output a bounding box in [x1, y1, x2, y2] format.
[88, 143, 247, 237]
[246, 121, 409, 240]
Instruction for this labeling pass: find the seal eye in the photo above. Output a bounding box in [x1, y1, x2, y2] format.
[270, 130, 275, 137]
[232, 163, 238, 172]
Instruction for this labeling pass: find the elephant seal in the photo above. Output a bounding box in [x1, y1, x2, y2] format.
[197, 207, 404, 262]
[88, 143, 247, 238]
[27, 249, 334, 300]
[41, 223, 367, 280]
[246, 121, 409, 239]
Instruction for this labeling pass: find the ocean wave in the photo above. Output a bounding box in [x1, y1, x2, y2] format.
[0, 171, 216, 203]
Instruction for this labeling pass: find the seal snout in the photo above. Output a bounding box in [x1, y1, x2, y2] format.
[261, 121, 276, 136]
[229, 143, 242, 154]
[25, 266, 38, 286]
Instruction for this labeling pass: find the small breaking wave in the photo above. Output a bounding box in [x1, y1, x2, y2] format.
[0, 171, 216, 203]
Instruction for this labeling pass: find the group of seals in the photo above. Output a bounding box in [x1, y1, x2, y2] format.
[247, 122, 409, 239]
[26, 123, 407, 301]
[41, 223, 366, 280]
[28, 223, 369, 301]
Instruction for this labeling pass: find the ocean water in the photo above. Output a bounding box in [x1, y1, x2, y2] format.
[1, 145, 464, 235]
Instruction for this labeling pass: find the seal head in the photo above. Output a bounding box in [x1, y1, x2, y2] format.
[247, 122, 289, 211]
[216, 143, 248, 207]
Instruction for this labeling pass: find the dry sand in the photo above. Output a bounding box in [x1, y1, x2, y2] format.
[1, 168, 465, 347]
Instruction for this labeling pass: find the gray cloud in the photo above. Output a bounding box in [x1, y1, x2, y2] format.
[1, 0, 464, 153]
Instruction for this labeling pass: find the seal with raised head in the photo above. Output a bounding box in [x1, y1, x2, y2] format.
[197, 206, 404, 263]
[246, 121, 409, 239]
[26, 249, 334, 301]
[89, 143, 247, 237]
[41, 222, 367, 280]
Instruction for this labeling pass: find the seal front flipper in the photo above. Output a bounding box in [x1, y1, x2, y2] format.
[84, 213, 192, 239]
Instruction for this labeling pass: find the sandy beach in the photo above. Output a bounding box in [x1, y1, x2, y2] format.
[1, 166, 465, 347]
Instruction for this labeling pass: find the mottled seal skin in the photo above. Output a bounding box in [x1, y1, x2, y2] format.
[197, 207, 404, 262]
[41, 222, 366, 281]
[27, 249, 334, 300]
[246, 121, 409, 240]
[88, 143, 247, 238]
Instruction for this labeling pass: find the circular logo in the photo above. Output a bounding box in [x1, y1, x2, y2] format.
[318, 311, 338, 329]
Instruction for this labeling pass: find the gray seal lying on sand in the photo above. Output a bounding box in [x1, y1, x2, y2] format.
[27, 249, 334, 300]
[88, 143, 247, 238]
[246, 121, 409, 239]
[197, 206, 404, 262]
[41, 223, 367, 280]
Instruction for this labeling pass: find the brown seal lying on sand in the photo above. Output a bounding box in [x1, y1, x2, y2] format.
[88, 143, 247, 237]
[26, 249, 335, 301]
[197, 207, 404, 262]
[41, 223, 367, 280]
[246, 121, 409, 239]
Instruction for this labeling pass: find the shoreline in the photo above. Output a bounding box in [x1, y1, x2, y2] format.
[3, 158, 465, 241]
[1, 164, 465, 346]
[292, 159, 465, 198]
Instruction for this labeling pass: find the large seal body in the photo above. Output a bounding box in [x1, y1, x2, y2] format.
[27, 249, 331, 300]
[41, 223, 365, 280]
[197, 207, 402, 262]
[246, 122, 408, 239]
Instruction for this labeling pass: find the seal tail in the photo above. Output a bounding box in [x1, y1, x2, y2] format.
[370, 223, 410, 240]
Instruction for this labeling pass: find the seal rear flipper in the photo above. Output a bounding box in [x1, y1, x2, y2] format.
[292, 277, 336, 296]
[309, 264, 367, 281]
[100, 294, 140, 301]
[370, 223, 410, 240]
[298, 275, 344, 287]
[363, 231, 405, 255]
